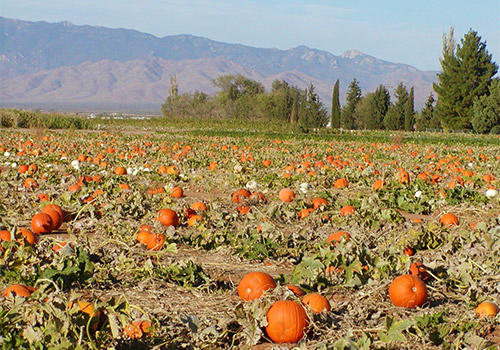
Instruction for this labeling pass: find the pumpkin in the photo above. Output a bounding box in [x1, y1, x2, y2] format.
[265, 300, 308, 343]
[327, 231, 350, 245]
[388, 274, 427, 308]
[302, 293, 331, 313]
[340, 205, 356, 216]
[191, 201, 207, 211]
[285, 284, 305, 297]
[0, 230, 11, 242]
[42, 204, 64, 219]
[145, 233, 166, 251]
[156, 209, 179, 227]
[398, 170, 410, 184]
[41, 208, 63, 230]
[475, 301, 499, 317]
[2, 284, 36, 298]
[69, 300, 101, 330]
[439, 213, 459, 227]
[237, 272, 276, 301]
[279, 188, 295, 202]
[409, 262, 431, 282]
[123, 322, 143, 339]
[17, 228, 37, 245]
[373, 179, 385, 190]
[311, 197, 328, 209]
[113, 166, 127, 175]
[187, 215, 203, 226]
[170, 186, 183, 198]
[231, 189, 251, 203]
[136, 230, 152, 244]
[31, 212, 54, 234]
[334, 178, 349, 188]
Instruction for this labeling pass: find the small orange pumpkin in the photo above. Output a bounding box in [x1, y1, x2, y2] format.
[334, 178, 349, 188]
[237, 272, 276, 301]
[145, 233, 166, 251]
[327, 231, 350, 245]
[279, 188, 295, 202]
[388, 274, 427, 308]
[302, 293, 331, 313]
[113, 166, 127, 175]
[439, 213, 459, 227]
[156, 209, 179, 227]
[475, 301, 499, 317]
[311, 197, 328, 209]
[340, 205, 356, 216]
[3, 284, 36, 298]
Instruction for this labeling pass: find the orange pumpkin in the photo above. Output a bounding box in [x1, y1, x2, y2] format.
[265, 300, 308, 343]
[145, 233, 166, 251]
[136, 230, 152, 244]
[170, 186, 183, 198]
[31, 212, 54, 234]
[279, 188, 295, 202]
[191, 201, 207, 211]
[409, 262, 431, 282]
[237, 272, 276, 301]
[113, 166, 127, 175]
[156, 209, 179, 227]
[285, 284, 305, 297]
[327, 231, 350, 245]
[334, 178, 349, 188]
[439, 213, 459, 227]
[311, 197, 328, 209]
[42, 208, 63, 230]
[398, 170, 410, 184]
[340, 205, 356, 216]
[373, 179, 385, 190]
[17, 228, 37, 245]
[3, 284, 36, 298]
[388, 274, 427, 308]
[302, 293, 331, 313]
[231, 189, 251, 203]
[475, 301, 499, 317]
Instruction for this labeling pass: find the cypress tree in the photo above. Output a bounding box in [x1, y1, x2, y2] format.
[331, 80, 341, 128]
[384, 82, 408, 130]
[404, 87, 415, 131]
[341, 78, 361, 129]
[433, 28, 498, 130]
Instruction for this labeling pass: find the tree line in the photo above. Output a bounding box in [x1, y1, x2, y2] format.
[162, 28, 499, 134]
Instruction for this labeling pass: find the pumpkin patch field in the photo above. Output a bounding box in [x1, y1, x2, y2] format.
[1, 126, 500, 349]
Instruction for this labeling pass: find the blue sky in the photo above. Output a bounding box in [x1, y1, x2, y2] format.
[2, 0, 499, 71]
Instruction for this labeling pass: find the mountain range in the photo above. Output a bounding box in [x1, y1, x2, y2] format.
[0, 17, 438, 113]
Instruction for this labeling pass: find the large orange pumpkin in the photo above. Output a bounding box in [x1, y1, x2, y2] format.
[237, 272, 276, 301]
[41, 208, 63, 230]
[231, 189, 251, 203]
[302, 293, 331, 313]
[265, 300, 308, 343]
[388, 274, 427, 308]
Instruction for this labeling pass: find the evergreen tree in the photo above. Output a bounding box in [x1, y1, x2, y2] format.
[433, 28, 498, 130]
[299, 84, 328, 130]
[404, 86, 415, 131]
[365, 85, 390, 129]
[416, 93, 441, 131]
[383, 82, 408, 130]
[471, 78, 500, 134]
[331, 80, 341, 128]
[341, 78, 361, 129]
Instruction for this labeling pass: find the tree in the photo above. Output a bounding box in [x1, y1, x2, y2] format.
[331, 80, 341, 128]
[416, 93, 441, 131]
[341, 78, 361, 129]
[404, 86, 415, 131]
[384, 82, 408, 130]
[471, 78, 500, 134]
[298, 84, 328, 130]
[363, 85, 390, 130]
[433, 28, 498, 130]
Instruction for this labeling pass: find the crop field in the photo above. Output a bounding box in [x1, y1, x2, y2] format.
[1, 124, 500, 349]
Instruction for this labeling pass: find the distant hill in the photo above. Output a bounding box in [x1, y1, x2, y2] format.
[0, 17, 438, 112]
